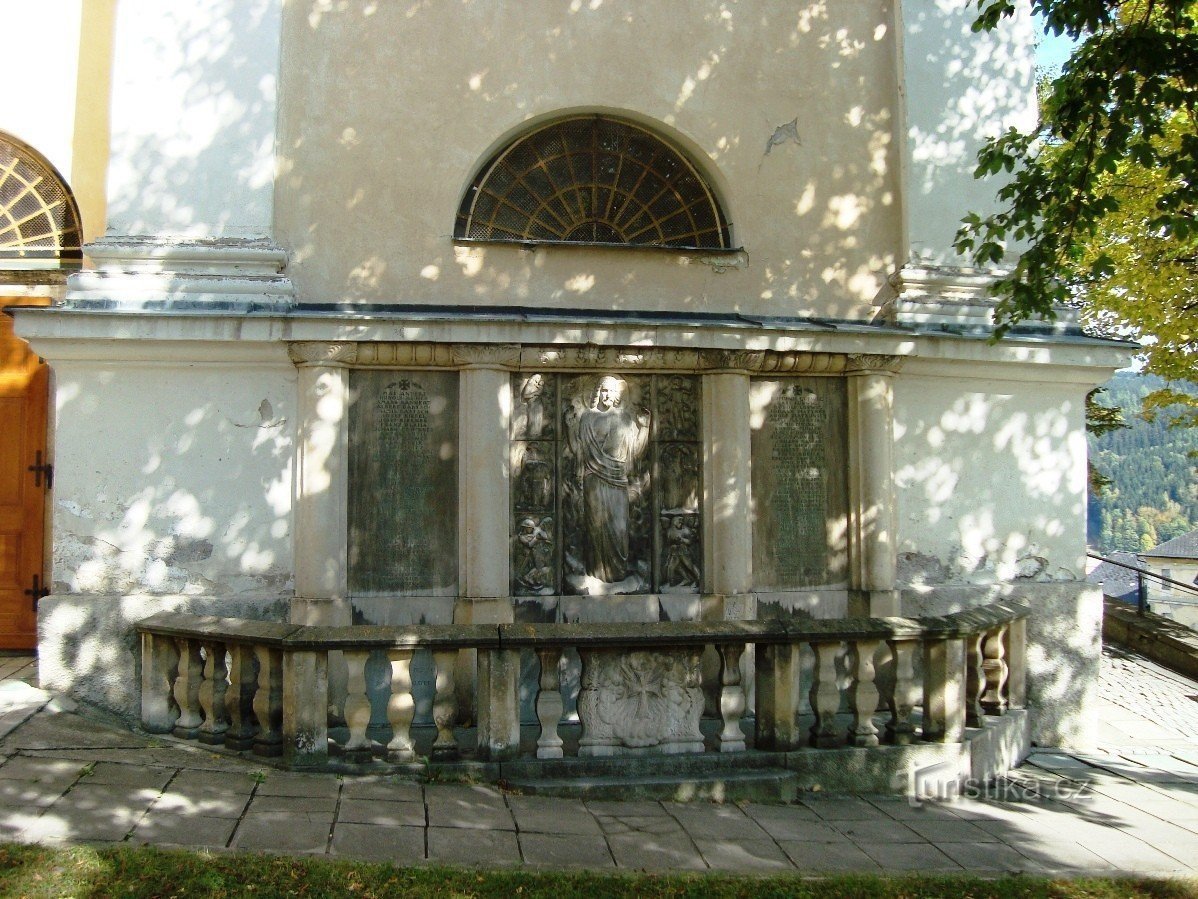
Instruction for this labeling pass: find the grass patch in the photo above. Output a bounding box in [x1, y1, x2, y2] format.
[0, 844, 1193, 899]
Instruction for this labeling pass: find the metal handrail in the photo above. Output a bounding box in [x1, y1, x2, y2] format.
[1087, 551, 1198, 614]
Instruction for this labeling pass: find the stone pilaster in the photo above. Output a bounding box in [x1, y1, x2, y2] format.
[702, 371, 753, 605]
[289, 342, 356, 628]
[454, 346, 519, 622]
[847, 355, 901, 616]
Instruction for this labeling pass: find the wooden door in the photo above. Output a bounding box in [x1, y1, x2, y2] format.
[0, 296, 49, 650]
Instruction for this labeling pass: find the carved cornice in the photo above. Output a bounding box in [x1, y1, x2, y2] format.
[355, 342, 455, 367]
[845, 353, 904, 375]
[286, 341, 877, 375]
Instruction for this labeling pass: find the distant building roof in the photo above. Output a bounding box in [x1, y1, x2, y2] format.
[1142, 529, 1198, 560]
[1086, 551, 1141, 604]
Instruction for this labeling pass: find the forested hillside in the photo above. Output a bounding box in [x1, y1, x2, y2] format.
[1088, 372, 1198, 552]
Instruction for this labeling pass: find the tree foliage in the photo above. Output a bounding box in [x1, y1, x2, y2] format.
[957, 0, 1198, 418]
[1088, 372, 1198, 551]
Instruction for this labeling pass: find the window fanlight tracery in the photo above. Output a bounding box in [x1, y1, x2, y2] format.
[455, 116, 732, 251]
[0, 132, 83, 269]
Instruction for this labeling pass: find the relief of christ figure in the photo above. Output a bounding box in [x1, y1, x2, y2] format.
[566, 375, 651, 593]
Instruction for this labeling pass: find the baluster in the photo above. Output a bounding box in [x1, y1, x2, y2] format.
[431, 649, 460, 760]
[536, 648, 564, 759]
[252, 645, 284, 757]
[197, 641, 230, 745]
[846, 639, 881, 747]
[1004, 617, 1028, 709]
[922, 637, 966, 742]
[809, 640, 843, 748]
[980, 624, 1009, 715]
[717, 642, 747, 752]
[885, 637, 919, 745]
[755, 641, 803, 751]
[343, 650, 372, 755]
[172, 638, 204, 739]
[965, 631, 985, 727]
[282, 649, 329, 766]
[387, 648, 416, 762]
[225, 643, 258, 751]
[140, 632, 179, 734]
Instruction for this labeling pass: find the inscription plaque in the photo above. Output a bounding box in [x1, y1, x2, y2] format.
[751, 378, 847, 589]
[349, 370, 458, 595]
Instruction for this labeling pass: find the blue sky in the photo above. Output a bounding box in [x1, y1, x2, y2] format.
[1033, 17, 1078, 73]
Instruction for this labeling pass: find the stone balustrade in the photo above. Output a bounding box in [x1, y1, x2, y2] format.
[136, 602, 1028, 771]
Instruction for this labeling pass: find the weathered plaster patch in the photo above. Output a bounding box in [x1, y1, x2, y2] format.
[764, 117, 800, 155]
[897, 551, 951, 586]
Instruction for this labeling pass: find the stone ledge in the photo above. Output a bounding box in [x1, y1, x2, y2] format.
[1103, 598, 1198, 681]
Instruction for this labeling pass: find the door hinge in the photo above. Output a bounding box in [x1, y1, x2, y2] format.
[24, 574, 49, 611]
[27, 450, 53, 490]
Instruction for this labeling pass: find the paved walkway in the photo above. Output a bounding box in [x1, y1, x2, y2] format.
[0, 647, 1196, 877]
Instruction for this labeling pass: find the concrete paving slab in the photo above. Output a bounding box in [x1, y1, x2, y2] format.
[830, 819, 925, 844]
[0, 780, 70, 808]
[426, 792, 515, 831]
[337, 798, 425, 827]
[1114, 826, 1198, 867]
[606, 830, 707, 871]
[800, 797, 878, 820]
[585, 799, 668, 817]
[77, 763, 176, 789]
[152, 790, 250, 818]
[254, 773, 342, 799]
[130, 811, 237, 848]
[1118, 755, 1198, 782]
[340, 778, 423, 802]
[694, 837, 792, 871]
[1008, 839, 1116, 874]
[739, 807, 841, 842]
[53, 782, 161, 812]
[168, 769, 263, 795]
[737, 800, 824, 839]
[232, 811, 332, 854]
[507, 796, 601, 835]
[2, 714, 151, 751]
[594, 813, 686, 836]
[937, 840, 1042, 873]
[330, 823, 425, 864]
[777, 838, 880, 872]
[900, 817, 1001, 843]
[248, 794, 339, 816]
[867, 797, 961, 821]
[663, 803, 770, 841]
[427, 826, 520, 867]
[518, 832, 615, 869]
[1079, 833, 1195, 874]
[0, 757, 83, 782]
[858, 841, 962, 872]
[33, 807, 140, 843]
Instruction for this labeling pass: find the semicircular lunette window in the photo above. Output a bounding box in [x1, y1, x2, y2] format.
[0, 132, 83, 269]
[456, 116, 732, 250]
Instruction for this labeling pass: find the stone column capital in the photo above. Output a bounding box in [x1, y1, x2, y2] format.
[846, 354, 904, 375]
[288, 342, 359, 367]
[450, 344, 521, 370]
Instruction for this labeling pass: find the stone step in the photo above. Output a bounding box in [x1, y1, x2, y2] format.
[505, 767, 800, 803]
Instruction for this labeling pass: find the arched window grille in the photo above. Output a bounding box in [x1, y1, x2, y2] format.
[0, 132, 83, 269]
[455, 116, 732, 250]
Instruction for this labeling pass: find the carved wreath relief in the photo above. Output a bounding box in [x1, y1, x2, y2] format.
[511, 373, 701, 596]
[577, 648, 705, 755]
